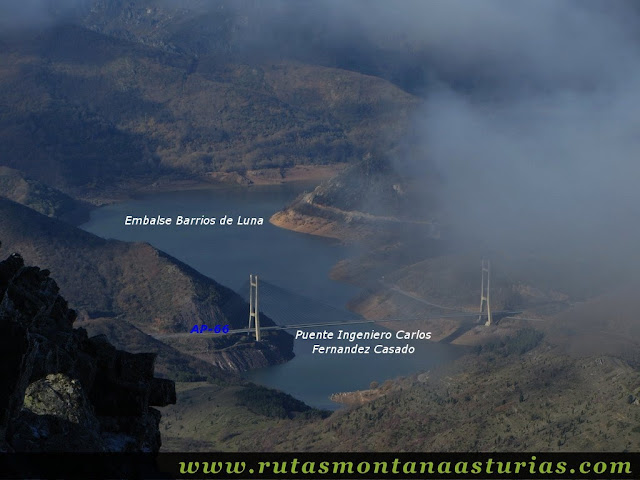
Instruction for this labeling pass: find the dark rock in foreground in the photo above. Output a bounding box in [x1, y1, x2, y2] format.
[0, 242, 175, 452]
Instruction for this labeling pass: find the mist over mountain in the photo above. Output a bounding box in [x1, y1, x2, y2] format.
[2, 0, 640, 455]
[3, 0, 639, 311]
[400, 1, 640, 274]
[219, 0, 640, 276]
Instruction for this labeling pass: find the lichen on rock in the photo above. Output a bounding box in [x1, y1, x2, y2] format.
[0, 242, 176, 452]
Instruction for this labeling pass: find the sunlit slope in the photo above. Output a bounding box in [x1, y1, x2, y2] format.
[271, 154, 437, 243]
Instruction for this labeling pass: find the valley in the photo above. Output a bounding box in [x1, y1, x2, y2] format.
[0, 196, 294, 380]
[1, 0, 639, 458]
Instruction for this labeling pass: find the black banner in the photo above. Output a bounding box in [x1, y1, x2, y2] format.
[0, 452, 638, 479]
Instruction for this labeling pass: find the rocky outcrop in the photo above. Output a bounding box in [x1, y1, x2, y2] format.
[0, 243, 176, 452]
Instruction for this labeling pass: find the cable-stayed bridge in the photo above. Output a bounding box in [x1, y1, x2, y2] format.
[154, 260, 536, 341]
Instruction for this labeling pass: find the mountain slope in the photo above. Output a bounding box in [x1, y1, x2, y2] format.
[0, 166, 90, 223]
[79, 0, 434, 96]
[271, 154, 438, 243]
[74, 317, 237, 383]
[252, 347, 640, 452]
[156, 338, 640, 452]
[0, 23, 418, 196]
[0, 197, 293, 373]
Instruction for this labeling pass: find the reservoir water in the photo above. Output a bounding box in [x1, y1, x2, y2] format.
[81, 185, 461, 410]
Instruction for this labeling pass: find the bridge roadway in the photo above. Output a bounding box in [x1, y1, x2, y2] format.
[151, 277, 549, 341]
[152, 310, 527, 340]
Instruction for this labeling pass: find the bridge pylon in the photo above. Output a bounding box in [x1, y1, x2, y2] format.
[248, 274, 261, 341]
[478, 259, 492, 326]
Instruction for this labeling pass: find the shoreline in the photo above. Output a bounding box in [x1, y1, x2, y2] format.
[77, 174, 476, 411]
[75, 164, 346, 208]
